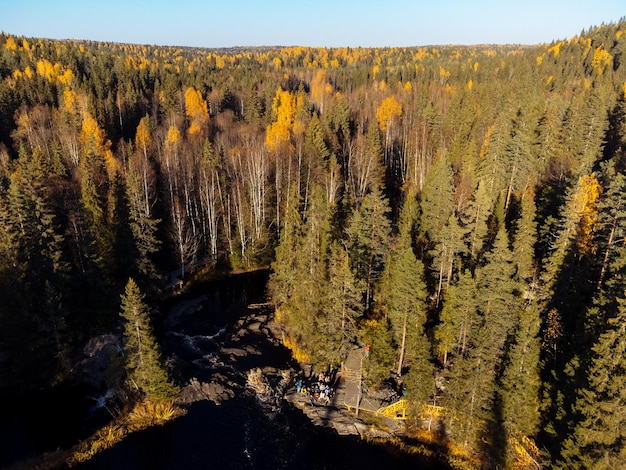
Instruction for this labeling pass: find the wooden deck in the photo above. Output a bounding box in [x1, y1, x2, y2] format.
[340, 347, 383, 414]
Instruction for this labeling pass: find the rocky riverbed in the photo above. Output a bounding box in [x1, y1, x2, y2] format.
[159, 286, 405, 441]
[9, 271, 449, 469]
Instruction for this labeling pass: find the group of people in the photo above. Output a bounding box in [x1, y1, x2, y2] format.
[295, 370, 336, 406]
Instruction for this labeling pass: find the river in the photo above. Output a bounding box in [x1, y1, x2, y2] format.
[3, 269, 450, 470]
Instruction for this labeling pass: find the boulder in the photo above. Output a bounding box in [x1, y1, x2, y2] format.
[178, 377, 236, 405]
[71, 334, 120, 389]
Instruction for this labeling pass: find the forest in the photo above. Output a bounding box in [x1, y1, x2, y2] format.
[1, 19, 626, 468]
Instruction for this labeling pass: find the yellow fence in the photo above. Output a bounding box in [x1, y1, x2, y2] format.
[374, 400, 445, 421]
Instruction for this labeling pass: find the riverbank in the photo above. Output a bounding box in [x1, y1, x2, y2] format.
[2, 269, 455, 469]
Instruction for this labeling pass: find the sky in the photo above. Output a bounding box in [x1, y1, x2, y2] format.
[1, 0, 624, 48]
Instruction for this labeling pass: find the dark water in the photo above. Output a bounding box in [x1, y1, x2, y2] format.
[2, 270, 449, 470]
[75, 396, 447, 470]
[0, 383, 109, 468]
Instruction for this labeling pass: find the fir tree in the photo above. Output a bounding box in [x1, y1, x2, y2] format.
[120, 278, 179, 402]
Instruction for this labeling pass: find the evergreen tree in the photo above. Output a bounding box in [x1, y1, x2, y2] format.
[319, 241, 365, 365]
[512, 188, 538, 282]
[120, 278, 179, 402]
[345, 186, 391, 309]
[443, 225, 521, 456]
[443, 336, 497, 451]
[269, 186, 303, 310]
[461, 179, 492, 266]
[475, 225, 520, 357]
[419, 153, 455, 240]
[418, 154, 461, 302]
[595, 161, 626, 294]
[558, 294, 626, 469]
[386, 243, 429, 377]
[361, 318, 396, 386]
[435, 270, 478, 363]
[500, 302, 542, 437]
[126, 152, 161, 283]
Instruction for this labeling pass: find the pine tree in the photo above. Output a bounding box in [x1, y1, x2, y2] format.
[120, 278, 179, 402]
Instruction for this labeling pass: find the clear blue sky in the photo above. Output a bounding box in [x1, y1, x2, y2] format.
[1, 0, 624, 48]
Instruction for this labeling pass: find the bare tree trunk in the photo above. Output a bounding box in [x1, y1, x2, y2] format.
[597, 215, 617, 291]
[397, 310, 408, 376]
[233, 183, 247, 261]
[504, 163, 517, 214]
[247, 147, 266, 241]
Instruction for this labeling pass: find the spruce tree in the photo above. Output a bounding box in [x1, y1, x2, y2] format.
[386, 243, 429, 377]
[558, 294, 626, 469]
[443, 337, 496, 451]
[500, 302, 542, 437]
[384, 194, 434, 402]
[475, 225, 520, 354]
[435, 270, 478, 363]
[512, 188, 538, 282]
[345, 186, 391, 309]
[120, 278, 179, 402]
[320, 241, 365, 365]
[126, 153, 161, 283]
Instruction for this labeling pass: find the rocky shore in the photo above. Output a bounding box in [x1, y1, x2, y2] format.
[163, 294, 404, 440]
[70, 287, 406, 450]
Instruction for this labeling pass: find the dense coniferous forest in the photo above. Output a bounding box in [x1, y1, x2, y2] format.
[1, 20, 626, 467]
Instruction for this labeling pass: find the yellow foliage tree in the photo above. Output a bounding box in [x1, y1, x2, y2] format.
[63, 88, 76, 114]
[591, 47, 612, 74]
[376, 96, 402, 134]
[135, 117, 152, 157]
[573, 173, 602, 256]
[184, 87, 209, 136]
[165, 125, 180, 148]
[265, 88, 296, 152]
[36, 59, 59, 82]
[80, 113, 108, 155]
[58, 68, 75, 86]
[80, 113, 120, 178]
[4, 36, 17, 51]
[439, 66, 451, 85]
[310, 70, 332, 114]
